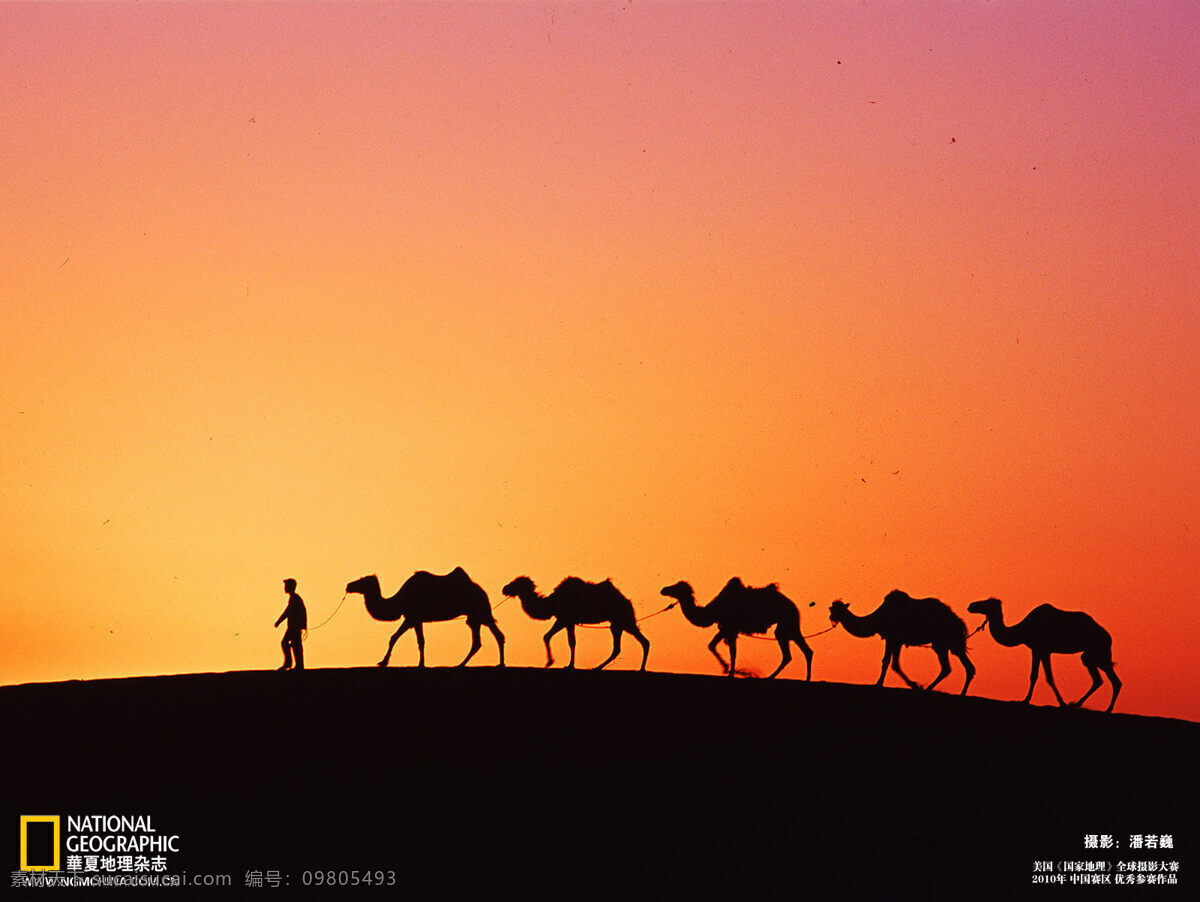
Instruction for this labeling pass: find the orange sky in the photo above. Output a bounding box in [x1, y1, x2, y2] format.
[2, 2, 1197, 720]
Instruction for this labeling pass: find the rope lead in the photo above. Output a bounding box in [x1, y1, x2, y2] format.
[306, 593, 348, 633]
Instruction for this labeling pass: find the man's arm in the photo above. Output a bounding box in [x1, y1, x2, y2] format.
[275, 608, 287, 627]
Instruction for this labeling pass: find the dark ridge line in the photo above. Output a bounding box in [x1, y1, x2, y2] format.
[0, 666, 1195, 727]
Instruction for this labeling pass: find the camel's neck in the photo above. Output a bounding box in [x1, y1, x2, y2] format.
[836, 609, 879, 639]
[363, 581, 406, 622]
[984, 609, 1023, 647]
[515, 587, 555, 621]
[677, 591, 717, 628]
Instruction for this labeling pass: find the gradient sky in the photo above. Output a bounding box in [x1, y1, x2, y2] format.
[2, 2, 1197, 720]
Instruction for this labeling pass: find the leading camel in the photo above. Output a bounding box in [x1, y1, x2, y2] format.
[502, 576, 650, 671]
[660, 579, 813, 680]
[829, 590, 975, 694]
[347, 568, 505, 668]
[967, 598, 1120, 712]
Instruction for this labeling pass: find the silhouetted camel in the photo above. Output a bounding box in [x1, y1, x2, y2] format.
[347, 569, 505, 668]
[967, 598, 1121, 712]
[829, 590, 975, 694]
[502, 576, 650, 671]
[660, 579, 812, 680]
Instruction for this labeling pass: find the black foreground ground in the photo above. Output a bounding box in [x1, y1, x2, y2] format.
[3, 667, 1195, 899]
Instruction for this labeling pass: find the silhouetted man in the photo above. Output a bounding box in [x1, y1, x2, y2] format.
[275, 578, 307, 671]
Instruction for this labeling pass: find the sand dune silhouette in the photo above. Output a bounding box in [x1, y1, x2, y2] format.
[3, 668, 1193, 898]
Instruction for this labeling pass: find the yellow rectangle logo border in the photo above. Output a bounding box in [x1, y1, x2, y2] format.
[19, 815, 60, 871]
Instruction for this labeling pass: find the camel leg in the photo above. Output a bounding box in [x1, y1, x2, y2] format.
[458, 623, 482, 667]
[795, 636, 813, 682]
[631, 626, 650, 672]
[380, 620, 412, 667]
[876, 643, 893, 686]
[414, 622, 426, 668]
[595, 626, 622, 670]
[889, 645, 921, 690]
[543, 621, 566, 667]
[767, 633, 792, 679]
[707, 634, 730, 674]
[565, 624, 578, 670]
[1104, 666, 1121, 713]
[1074, 663, 1104, 708]
[927, 647, 952, 692]
[1023, 652, 1041, 703]
[1042, 655, 1068, 706]
[1079, 649, 1120, 712]
[486, 622, 506, 667]
[956, 649, 976, 696]
[727, 635, 739, 677]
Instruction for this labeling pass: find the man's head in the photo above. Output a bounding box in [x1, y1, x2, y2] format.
[283, 578, 297, 594]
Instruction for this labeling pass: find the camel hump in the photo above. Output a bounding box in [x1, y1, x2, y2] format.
[1032, 603, 1099, 625]
[447, 567, 487, 598]
[887, 589, 945, 612]
[595, 578, 631, 604]
[742, 581, 786, 601]
[555, 576, 627, 600]
[918, 595, 960, 621]
[592, 578, 626, 599]
[403, 570, 436, 588]
[404, 567, 475, 590]
[754, 581, 790, 600]
[761, 583, 799, 617]
[712, 578, 745, 605]
[1033, 603, 1104, 632]
[437, 566, 476, 588]
[554, 576, 591, 594]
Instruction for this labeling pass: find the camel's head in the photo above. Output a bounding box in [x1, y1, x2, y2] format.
[502, 576, 535, 598]
[660, 581, 694, 603]
[828, 599, 850, 625]
[345, 575, 377, 596]
[967, 598, 1001, 619]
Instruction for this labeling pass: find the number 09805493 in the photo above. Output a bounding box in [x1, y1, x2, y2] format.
[301, 870, 396, 887]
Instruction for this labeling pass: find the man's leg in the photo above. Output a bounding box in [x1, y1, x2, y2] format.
[279, 634, 293, 670]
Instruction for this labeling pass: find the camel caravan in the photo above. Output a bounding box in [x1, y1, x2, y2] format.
[335, 568, 1121, 713]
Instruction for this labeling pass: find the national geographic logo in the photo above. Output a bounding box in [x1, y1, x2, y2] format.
[19, 816, 60, 871]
